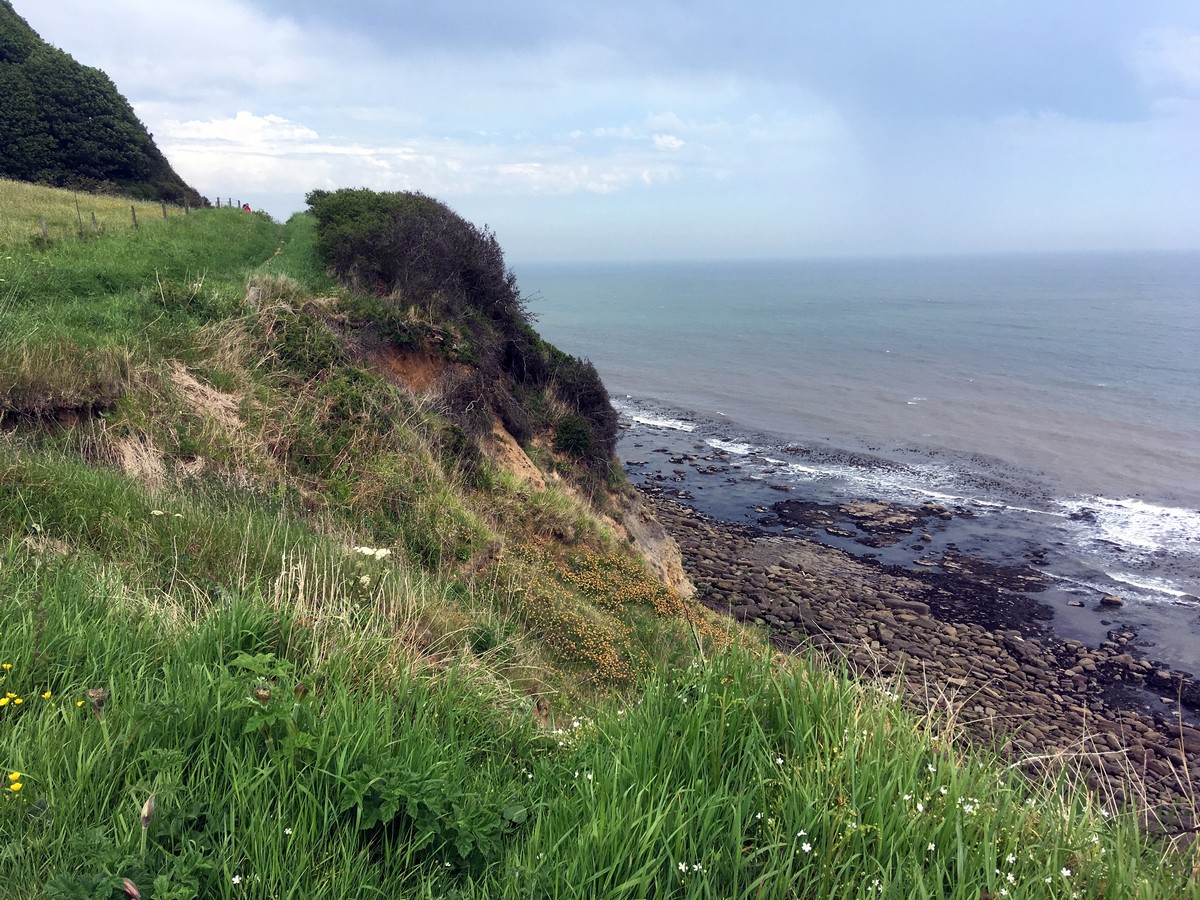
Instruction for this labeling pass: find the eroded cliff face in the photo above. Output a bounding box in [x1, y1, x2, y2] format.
[614, 491, 695, 599]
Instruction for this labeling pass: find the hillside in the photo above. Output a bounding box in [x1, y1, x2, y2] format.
[0, 183, 1194, 898]
[0, 1, 202, 205]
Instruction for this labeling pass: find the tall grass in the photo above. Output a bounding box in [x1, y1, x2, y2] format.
[0, 178, 187, 247]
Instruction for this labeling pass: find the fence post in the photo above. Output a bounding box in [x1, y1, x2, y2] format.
[75, 193, 84, 237]
[40, 217, 47, 240]
[131, 205, 138, 229]
[161, 202, 167, 219]
[91, 212, 98, 234]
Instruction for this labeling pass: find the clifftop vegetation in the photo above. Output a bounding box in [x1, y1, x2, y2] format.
[0, 1, 202, 204]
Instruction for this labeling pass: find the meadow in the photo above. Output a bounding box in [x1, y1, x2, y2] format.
[0, 182, 1195, 898]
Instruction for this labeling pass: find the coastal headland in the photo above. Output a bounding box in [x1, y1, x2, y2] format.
[643, 490, 1200, 827]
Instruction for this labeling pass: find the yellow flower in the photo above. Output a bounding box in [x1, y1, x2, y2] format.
[12, 698, 22, 705]
[76, 699, 85, 707]
[4, 692, 13, 698]
[41, 691, 51, 699]
[8, 782, 21, 793]
[6, 772, 19, 782]
[0, 698, 8, 707]
[1, 663, 11, 670]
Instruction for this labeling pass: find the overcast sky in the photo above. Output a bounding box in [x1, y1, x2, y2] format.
[16, 1, 1200, 261]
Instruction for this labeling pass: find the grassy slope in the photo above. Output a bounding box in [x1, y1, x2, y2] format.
[0, 183, 1194, 898]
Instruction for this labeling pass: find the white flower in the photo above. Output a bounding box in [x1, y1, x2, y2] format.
[678, 862, 688, 874]
[359, 575, 370, 586]
[927, 764, 936, 773]
[1006, 853, 1016, 865]
[801, 842, 812, 853]
[151, 510, 165, 517]
[796, 830, 807, 837]
[692, 863, 702, 872]
[586, 772, 593, 781]
[1007, 872, 1015, 884]
[927, 843, 936, 851]
[1000, 890, 1008, 897]
[775, 756, 784, 765]
[1061, 867, 1071, 878]
[232, 875, 242, 885]
[939, 786, 948, 795]
[916, 802, 925, 813]
[284, 827, 292, 835]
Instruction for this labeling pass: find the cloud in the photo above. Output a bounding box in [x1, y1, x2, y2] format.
[653, 134, 685, 150]
[1131, 27, 1200, 93]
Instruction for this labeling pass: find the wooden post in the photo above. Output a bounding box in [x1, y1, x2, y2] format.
[91, 212, 98, 234]
[161, 202, 167, 219]
[40, 217, 48, 240]
[184, 199, 190, 215]
[131, 205, 138, 229]
[75, 192, 84, 236]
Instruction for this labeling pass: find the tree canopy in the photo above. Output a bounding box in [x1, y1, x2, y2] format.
[0, 1, 202, 204]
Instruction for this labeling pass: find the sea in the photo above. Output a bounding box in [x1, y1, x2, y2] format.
[517, 252, 1200, 675]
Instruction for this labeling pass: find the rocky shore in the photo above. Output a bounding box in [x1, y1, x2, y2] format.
[646, 492, 1200, 830]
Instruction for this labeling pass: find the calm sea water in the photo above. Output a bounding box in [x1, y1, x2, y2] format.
[518, 253, 1200, 670]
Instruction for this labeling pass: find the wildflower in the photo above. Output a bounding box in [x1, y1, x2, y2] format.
[75, 699, 85, 707]
[1006, 853, 1016, 865]
[150, 510, 165, 517]
[41, 691, 51, 699]
[232, 874, 242, 885]
[7, 772, 19, 782]
[939, 786, 948, 795]
[0, 698, 7, 707]
[122, 877, 142, 899]
[796, 830, 807, 837]
[776, 756, 784, 765]
[284, 827, 293, 835]
[928, 843, 936, 851]
[1, 663, 10, 670]
[927, 763, 936, 773]
[11, 698, 20, 705]
[1000, 890, 1008, 897]
[1061, 867, 1071, 879]
[677, 862, 688, 874]
[358, 575, 370, 587]
[8, 781, 21, 792]
[916, 802, 924, 813]
[801, 842, 812, 853]
[586, 772, 593, 782]
[141, 795, 155, 829]
[1007, 872, 1015, 884]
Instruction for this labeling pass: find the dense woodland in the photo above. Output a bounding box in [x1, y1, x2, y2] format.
[0, 2, 202, 205]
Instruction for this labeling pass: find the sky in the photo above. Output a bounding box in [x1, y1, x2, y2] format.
[15, 1, 1200, 262]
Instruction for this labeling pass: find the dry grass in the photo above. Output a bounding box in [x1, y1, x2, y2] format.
[0, 177, 187, 247]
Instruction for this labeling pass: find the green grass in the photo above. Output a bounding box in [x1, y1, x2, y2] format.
[0, 181, 1196, 897]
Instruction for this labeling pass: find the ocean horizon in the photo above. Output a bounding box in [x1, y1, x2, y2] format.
[517, 250, 1200, 674]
